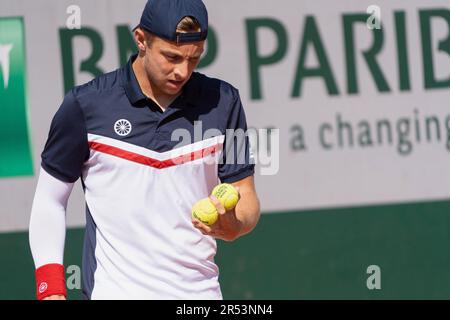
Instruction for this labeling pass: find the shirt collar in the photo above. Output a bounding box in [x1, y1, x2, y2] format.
[122, 53, 200, 108]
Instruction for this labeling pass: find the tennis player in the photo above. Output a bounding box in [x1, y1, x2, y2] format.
[29, 0, 260, 300]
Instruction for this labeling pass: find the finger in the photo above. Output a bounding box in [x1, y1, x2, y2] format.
[209, 195, 226, 215]
[192, 218, 212, 233]
[202, 226, 225, 239]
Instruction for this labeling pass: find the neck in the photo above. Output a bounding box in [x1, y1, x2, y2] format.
[132, 56, 180, 110]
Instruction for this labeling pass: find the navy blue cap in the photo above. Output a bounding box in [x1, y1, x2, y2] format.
[137, 0, 208, 43]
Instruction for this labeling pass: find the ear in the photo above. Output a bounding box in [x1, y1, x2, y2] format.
[134, 28, 147, 52]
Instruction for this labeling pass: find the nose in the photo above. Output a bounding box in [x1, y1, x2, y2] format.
[173, 61, 189, 81]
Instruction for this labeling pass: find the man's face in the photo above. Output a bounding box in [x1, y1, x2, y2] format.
[142, 34, 204, 97]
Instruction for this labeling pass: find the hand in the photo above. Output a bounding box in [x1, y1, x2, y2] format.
[192, 187, 243, 242]
[43, 295, 66, 300]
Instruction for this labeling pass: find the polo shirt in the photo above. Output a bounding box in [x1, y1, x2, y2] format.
[40, 53, 254, 299]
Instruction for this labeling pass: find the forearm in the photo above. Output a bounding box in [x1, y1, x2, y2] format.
[29, 203, 66, 268]
[29, 168, 70, 266]
[29, 167, 73, 299]
[234, 184, 261, 238]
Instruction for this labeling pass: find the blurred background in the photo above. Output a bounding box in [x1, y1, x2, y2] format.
[1, 0, 450, 299]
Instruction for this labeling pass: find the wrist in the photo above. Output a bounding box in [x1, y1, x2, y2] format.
[35, 263, 66, 300]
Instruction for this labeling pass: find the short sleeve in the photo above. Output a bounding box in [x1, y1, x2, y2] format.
[41, 89, 89, 183]
[218, 89, 255, 183]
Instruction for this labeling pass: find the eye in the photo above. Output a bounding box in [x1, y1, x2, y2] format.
[165, 54, 178, 61]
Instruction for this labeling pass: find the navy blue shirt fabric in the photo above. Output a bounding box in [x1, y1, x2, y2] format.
[41, 53, 254, 183]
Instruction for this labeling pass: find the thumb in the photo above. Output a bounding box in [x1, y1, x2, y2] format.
[210, 195, 226, 215]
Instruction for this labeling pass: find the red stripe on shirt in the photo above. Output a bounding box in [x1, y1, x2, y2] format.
[88, 141, 222, 169]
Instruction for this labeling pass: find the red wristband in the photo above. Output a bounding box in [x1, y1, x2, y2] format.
[35, 264, 66, 300]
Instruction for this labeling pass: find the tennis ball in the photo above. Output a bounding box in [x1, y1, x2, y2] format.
[192, 198, 219, 226]
[211, 183, 239, 211]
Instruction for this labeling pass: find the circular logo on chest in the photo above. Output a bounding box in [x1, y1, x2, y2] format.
[114, 119, 132, 136]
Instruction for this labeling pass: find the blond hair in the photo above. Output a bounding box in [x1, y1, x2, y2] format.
[176, 16, 201, 33]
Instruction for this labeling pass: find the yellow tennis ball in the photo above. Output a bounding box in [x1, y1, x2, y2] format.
[192, 198, 219, 226]
[211, 183, 239, 211]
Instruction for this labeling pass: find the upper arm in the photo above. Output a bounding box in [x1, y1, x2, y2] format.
[218, 88, 255, 183]
[41, 89, 89, 183]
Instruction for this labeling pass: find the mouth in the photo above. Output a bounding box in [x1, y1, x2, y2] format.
[167, 80, 184, 89]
